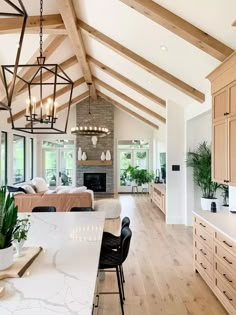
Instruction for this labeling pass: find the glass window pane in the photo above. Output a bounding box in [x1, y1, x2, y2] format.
[13, 135, 25, 184]
[134, 151, 148, 169]
[1, 132, 7, 186]
[44, 150, 57, 187]
[29, 138, 34, 179]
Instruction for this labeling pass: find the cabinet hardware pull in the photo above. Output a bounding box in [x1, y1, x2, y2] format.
[223, 273, 233, 283]
[200, 223, 206, 228]
[224, 180, 229, 183]
[200, 249, 206, 256]
[200, 262, 207, 270]
[223, 291, 232, 301]
[94, 294, 99, 308]
[224, 112, 230, 116]
[223, 256, 233, 265]
[200, 235, 206, 241]
[223, 240, 233, 248]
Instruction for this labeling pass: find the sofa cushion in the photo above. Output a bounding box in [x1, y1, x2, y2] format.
[22, 184, 36, 194]
[70, 186, 87, 193]
[57, 187, 71, 194]
[32, 177, 48, 192]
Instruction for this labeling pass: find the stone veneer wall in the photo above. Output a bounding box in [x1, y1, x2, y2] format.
[76, 96, 114, 194]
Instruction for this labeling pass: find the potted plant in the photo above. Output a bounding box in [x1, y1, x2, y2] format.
[13, 216, 31, 257]
[0, 187, 18, 270]
[221, 185, 229, 210]
[125, 165, 154, 191]
[186, 141, 221, 211]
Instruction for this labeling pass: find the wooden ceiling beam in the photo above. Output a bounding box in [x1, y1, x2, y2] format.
[8, 77, 85, 123]
[57, 0, 97, 99]
[88, 55, 166, 108]
[18, 56, 77, 95]
[25, 90, 89, 127]
[78, 19, 205, 103]
[94, 76, 166, 124]
[97, 91, 158, 129]
[0, 14, 63, 33]
[120, 0, 233, 61]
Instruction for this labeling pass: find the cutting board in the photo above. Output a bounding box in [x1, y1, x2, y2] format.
[0, 247, 42, 280]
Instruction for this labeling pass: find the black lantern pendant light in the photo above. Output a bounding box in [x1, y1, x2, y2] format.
[2, 0, 74, 134]
[71, 83, 109, 137]
[0, 0, 27, 111]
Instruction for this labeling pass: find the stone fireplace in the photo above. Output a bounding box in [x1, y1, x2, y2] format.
[76, 96, 114, 195]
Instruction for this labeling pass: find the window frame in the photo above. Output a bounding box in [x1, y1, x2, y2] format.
[1, 131, 8, 186]
[29, 138, 34, 180]
[13, 134, 26, 184]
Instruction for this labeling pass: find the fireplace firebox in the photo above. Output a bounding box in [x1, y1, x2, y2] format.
[84, 173, 106, 192]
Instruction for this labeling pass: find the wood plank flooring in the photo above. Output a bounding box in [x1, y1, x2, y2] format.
[99, 194, 228, 315]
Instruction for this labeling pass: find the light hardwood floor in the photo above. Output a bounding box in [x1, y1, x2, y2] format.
[100, 194, 228, 315]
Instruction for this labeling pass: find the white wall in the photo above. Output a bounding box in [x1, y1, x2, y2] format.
[166, 100, 185, 224]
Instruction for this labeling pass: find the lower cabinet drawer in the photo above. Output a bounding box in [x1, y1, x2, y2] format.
[215, 273, 236, 310]
[215, 231, 236, 256]
[215, 242, 236, 270]
[215, 257, 236, 292]
[194, 238, 213, 264]
[194, 224, 213, 250]
[195, 249, 213, 279]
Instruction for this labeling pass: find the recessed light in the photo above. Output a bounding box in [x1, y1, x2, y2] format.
[160, 45, 168, 52]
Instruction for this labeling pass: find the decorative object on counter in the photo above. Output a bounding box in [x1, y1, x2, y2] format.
[221, 185, 229, 210]
[0, 187, 18, 271]
[82, 152, 87, 161]
[186, 142, 221, 211]
[101, 152, 106, 161]
[13, 216, 31, 257]
[106, 150, 111, 160]
[211, 201, 217, 213]
[78, 147, 82, 160]
[91, 136, 98, 148]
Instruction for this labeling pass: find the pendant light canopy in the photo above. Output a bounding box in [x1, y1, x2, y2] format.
[71, 83, 110, 137]
[2, 0, 74, 134]
[0, 0, 27, 111]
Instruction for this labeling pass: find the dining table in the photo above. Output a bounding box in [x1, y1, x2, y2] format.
[0, 211, 105, 315]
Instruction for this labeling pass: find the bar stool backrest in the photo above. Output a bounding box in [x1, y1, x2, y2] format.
[120, 227, 132, 264]
[32, 206, 56, 212]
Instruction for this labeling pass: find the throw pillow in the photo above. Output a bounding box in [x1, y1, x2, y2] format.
[70, 186, 87, 194]
[32, 177, 48, 192]
[57, 188, 71, 194]
[22, 184, 36, 194]
[7, 186, 27, 194]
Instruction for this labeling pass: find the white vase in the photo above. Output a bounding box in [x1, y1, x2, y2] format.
[105, 150, 111, 160]
[78, 147, 82, 160]
[101, 152, 106, 161]
[201, 198, 219, 211]
[0, 245, 14, 271]
[13, 240, 25, 257]
[82, 152, 87, 160]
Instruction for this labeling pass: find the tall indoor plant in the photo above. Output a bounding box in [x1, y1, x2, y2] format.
[186, 141, 221, 210]
[0, 187, 18, 270]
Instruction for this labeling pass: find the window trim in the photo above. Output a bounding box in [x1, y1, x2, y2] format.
[13, 134, 26, 184]
[30, 138, 34, 180]
[1, 131, 7, 186]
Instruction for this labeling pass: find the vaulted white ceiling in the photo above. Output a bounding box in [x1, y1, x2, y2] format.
[0, 0, 235, 131]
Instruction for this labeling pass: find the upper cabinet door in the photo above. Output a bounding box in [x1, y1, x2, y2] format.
[229, 116, 236, 186]
[212, 89, 228, 122]
[212, 120, 228, 184]
[229, 81, 236, 117]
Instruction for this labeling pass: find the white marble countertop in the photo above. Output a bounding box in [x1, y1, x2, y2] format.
[0, 211, 105, 315]
[193, 209, 236, 242]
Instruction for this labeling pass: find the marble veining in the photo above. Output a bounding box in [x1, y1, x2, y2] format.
[0, 212, 105, 315]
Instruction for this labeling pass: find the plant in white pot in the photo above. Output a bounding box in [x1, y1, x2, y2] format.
[0, 187, 18, 270]
[13, 216, 31, 257]
[186, 142, 221, 211]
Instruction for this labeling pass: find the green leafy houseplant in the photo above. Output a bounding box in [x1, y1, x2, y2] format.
[13, 216, 31, 242]
[124, 165, 154, 186]
[186, 141, 221, 199]
[0, 186, 18, 249]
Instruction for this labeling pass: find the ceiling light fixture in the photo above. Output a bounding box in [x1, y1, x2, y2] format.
[71, 83, 110, 139]
[0, 0, 27, 111]
[2, 0, 74, 134]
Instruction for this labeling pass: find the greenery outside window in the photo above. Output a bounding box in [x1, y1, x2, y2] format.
[29, 138, 34, 179]
[13, 135, 25, 184]
[1, 132, 7, 186]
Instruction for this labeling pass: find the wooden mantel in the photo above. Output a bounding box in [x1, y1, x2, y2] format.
[78, 160, 112, 166]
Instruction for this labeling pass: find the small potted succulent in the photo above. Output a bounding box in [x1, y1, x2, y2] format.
[0, 187, 18, 270]
[13, 216, 31, 257]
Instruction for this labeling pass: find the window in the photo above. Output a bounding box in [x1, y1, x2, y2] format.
[13, 135, 25, 184]
[1, 132, 7, 186]
[29, 138, 34, 179]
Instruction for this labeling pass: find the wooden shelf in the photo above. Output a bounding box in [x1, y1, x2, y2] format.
[78, 160, 112, 166]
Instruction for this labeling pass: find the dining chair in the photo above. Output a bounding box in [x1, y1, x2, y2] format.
[99, 226, 132, 315]
[32, 206, 56, 212]
[70, 207, 94, 212]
